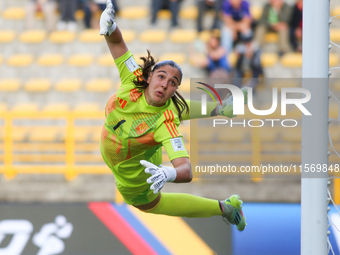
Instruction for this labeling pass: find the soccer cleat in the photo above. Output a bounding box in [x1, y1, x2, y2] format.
[220, 195, 246, 231]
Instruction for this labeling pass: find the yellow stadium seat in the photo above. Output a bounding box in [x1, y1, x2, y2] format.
[260, 128, 278, 142]
[79, 29, 103, 43]
[68, 54, 93, 66]
[73, 127, 91, 142]
[280, 53, 302, 67]
[0, 30, 16, 43]
[270, 79, 300, 88]
[132, 53, 147, 65]
[49, 31, 76, 43]
[90, 132, 101, 142]
[198, 30, 212, 42]
[75, 10, 85, 20]
[119, 6, 148, 19]
[334, 82, 340, 91]
[169, 29, 196, 43]
[85, 79, 112, 92]
[73, 102, 100, 113]
[98, 54, 115, 66]
[0, 56, 2, 65]
[228, 52, 237, 67]
[281, 128, 301, 142]
[0, 103, 7, 113]
[329, 103, 339, 119]
[329, 53, 339, 67]
[37, 54, 63, 66]
[12, 126, 29, 142]
[11, 102, 39, 112]
[189, 53, 207, 68]
[250, 6, 263, 20]
[219, 129, 248, 142]
[179, 6, 198, 19]
[19, 30, 46, 43]
[139, 29, 167, 43]
[330, 126, 340, 142]
[120, 29, 136, 43]
[42, 102, 69, 113]
[261, 52, 278, 67]
[55, 79, 82, 92]
[2, 7, 25, 19]
[158, 10, 171, 19]
[159, 53, 186, 65]
[7, 54, 34, 67]
[29, 127, 60, 142]
[0, 79, 20, 92]
[24, 79, 51, 92]
[180, 78, 190, 93]
[264, 32, 279, 43]
[331, 6, 340, 18]
[330, 28, 340, 42]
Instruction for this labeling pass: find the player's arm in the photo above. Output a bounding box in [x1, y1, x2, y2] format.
[171, 157, 192, 183]
[99, 0, 128, 60]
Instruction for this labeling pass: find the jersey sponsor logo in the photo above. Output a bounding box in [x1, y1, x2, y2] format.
[170, 137, 185, 152]
[163, 110, 179, 138]
[124, 56, 139, 73]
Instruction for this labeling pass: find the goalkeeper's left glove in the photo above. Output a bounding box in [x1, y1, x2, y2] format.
[216, 86, 248, 118]
[99, 0, 117, 36]
[140, 160, 177, 194]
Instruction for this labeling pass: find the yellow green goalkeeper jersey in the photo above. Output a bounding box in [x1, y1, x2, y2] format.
[100, 50, 188, 205]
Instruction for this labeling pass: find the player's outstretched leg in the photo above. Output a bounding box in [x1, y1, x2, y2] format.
[220, 195, 247, 231]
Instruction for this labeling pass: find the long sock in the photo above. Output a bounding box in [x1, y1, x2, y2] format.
[143, 193, 222, 218]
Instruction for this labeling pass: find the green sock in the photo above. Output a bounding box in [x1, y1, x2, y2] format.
[144, 193, 222, 218]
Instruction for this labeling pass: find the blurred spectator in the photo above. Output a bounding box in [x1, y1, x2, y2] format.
[151, 0, 182, 28]
[234, 37, 263, 88]
[221, 0, 252, 53]
[83, 0, 119, 29]
[254, 0, 292, 55]
[26, 0, 58, 32]
[290, 0, 302, 52]
[197, 0, 223, 32]
[57, 0, 78, 31]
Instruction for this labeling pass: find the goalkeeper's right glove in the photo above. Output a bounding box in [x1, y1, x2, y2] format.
[99, 0, 117, 36]
[216, 87, 248, 118]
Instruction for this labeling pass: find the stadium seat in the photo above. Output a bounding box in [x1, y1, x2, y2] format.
[75, 10, 85, 20]
[85, 79, 112, 92]
[7, 54, 34, 67]
[331, 6, 340, 18]
[0, 30, 16, 43]
[261, 53, 278, 67]
[218, 129, 248, 142]
[0, 79, 20, 92]
[29, 127, 60, 142]
[68, 54, 93, 67]
[198, 30, 211, 42]
[41, 103, 69, 113]
[119, 6, 148, 19]
[189, 53, 207, 68]
[120, 29, 136, 43]
[329, 53, 339, 67]
[158, 9, 171, 19]
[260, 128, 278, 142]
[0, 55, 2, 65]
[330, 28, 340, 42]
[98, 54, 115, 66]
[250, 6, 263, 20]
[19, 30, 46, 43]
[11, 102, 39, 113]
[12, 126, 29, 142]
[73, 102, 101, 113]
[270, 79, 300, 88]
[24, 79, 51, 92]
[0, 103, 7, 113]
[139, 29, 167, 43]
[264, 32, 279, 43]
[90, 131, 101, 142]
[228, 52, 237, 67]
[330, 125, 340, 142]
[180, 78, 190, 93]
[179, 6, 198, 19]
[2, 7, 25, 20]
[159, 52, 186, 65]
[334, 82, 340, 91]
[329, 103, 339, 119]
[49, 31, 76, 43]
[37, 54, 63, 67]
[79, 29, 103, 43]
[55, 79, 82, 92]
[281, 128, 302, 142]
[280, 53, 302, 67]
[169, 29, 196, 43]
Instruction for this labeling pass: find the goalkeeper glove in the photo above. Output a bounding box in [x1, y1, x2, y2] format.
[99, 0, 117, 36]
[140, 160, 177, 194]
[216, 86, 248, 118]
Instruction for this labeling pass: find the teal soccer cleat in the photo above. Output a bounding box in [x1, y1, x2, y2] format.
[220, 195, 247, 231]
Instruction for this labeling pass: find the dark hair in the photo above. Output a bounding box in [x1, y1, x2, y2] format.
[133, 50, 189, 121]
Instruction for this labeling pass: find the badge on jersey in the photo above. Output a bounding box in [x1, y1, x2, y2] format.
[125, 56, 139, 73]
[170, 137, 185, 152]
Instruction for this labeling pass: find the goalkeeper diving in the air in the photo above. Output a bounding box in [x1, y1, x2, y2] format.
[99, 0, 247, 231]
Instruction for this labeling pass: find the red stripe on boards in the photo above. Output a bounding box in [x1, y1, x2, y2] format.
[88, 202, 157, 255]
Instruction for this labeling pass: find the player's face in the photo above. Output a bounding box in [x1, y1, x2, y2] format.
[145, 65, 181, 107]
